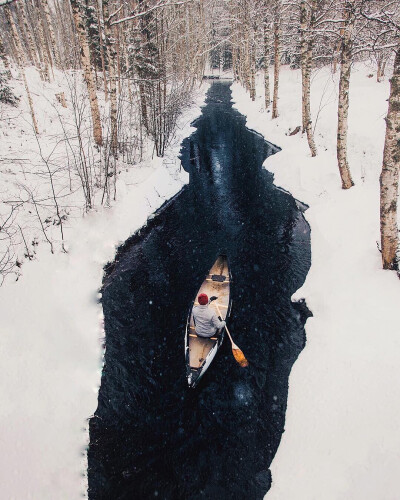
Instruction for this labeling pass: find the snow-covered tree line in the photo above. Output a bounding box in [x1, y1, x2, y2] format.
[0, 0, 399, 281]
[0, 0, 207, 155]
[209, 0, 400, 270]
[0, 0, 210, 283]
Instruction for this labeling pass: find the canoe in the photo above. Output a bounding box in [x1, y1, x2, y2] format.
[185, 255, 232, 388]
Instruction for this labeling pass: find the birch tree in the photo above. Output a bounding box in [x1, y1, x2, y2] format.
[102, 0, 118, 156]
[35, 0, 51, 80]
[360, 0, 400, 269]
[40, 0, 61, 68]
[300, 0, 317, 156]
[16, 0, 40, 69]
[3, 2, 39, 134]
[380, 46, 400, 269]
[336, 0, 356, 189]
[272, 0, 281, 119]
[70, 0, 103, 146]
[263, 1, 271, 109]
[249, 4, 257, 101]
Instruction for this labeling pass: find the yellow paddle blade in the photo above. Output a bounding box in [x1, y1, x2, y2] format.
[232, 347, 249, 367]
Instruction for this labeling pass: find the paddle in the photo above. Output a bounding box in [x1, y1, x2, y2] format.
[213, 301, 249, 368]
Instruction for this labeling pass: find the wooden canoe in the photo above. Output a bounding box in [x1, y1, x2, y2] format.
[185, 255, 232, 388]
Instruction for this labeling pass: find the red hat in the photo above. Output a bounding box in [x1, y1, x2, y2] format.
[198, 293, 208, 305]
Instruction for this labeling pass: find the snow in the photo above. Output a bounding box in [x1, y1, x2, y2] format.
[2, 59, 400, 499]
[231, 64, 400, 499]
[0, 65, 209, 499]
[0, 66, 203, 282]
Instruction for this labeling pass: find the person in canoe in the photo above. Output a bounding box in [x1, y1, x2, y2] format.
[192, 293, 226, 338]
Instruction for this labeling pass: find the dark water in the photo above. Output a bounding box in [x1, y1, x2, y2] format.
[88, 82, 311, 500]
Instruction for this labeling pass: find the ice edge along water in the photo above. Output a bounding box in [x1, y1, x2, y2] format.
[0, 82, 210, 499]
[232, 65, 400, 500]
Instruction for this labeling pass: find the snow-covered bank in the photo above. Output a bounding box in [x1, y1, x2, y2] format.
[232, 65, 400, 499]
[0, 81, 209, 499]
[0, 66, 202, 283]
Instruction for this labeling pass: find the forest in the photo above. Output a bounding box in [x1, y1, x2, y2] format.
[0, 0, 399, 283]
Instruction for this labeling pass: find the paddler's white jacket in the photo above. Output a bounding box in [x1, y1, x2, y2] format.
[192, 304, 226, 338]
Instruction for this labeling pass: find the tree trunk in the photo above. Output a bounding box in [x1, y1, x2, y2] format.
[332, 36, 341, 74]
[377, 58, 383, 82]
[300, 1, 307, 132]
[377, 56, 386, 83]
[263, 18, 270, 109]
[380, 47, 400, 270]
[54, 0, 70, 68]
[18, 1, 41, 69]
[35, 0, 51, 81]
[15, 1, 35, 67]
[231, 2, 239, 82]
[272, 12, 280, 119]
[40, 0, 61, 68]
[102, 0, 118, 157]
[36, 0, 55, 78]
[336, 2, 354, 189]
[96, 2, 108, 101]
[250, 38, 256, 101]
[232, 38, 237, 80]
[70, 0, 103, 146]
[137, 0, 150, 132]
[115, 23, 121, 95]
[243, 13, 251, 93]
[382, 60, 387, 79]
[5, 5, 39, 135]
[123, 23, 133, 105]
[300, 0, 317, 156]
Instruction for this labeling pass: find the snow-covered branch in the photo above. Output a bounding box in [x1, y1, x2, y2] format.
[110, 0, 194, 26]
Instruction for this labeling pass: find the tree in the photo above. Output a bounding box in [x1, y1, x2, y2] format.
[70, 0, 103, 146]
[272, 0, 281, 119]
[3, 2, 39, 134]
[263, 0, 271, 109]
[34, 0, 51, 81]
[15, 1, 37, 67]
[360, 0, 400, 269]
[102, 0, 118, 156]
[336, 0, 356, 189]
[380, 46, 400, 269]
[40, 0, 61, 68]
[300, 0, 317, 156]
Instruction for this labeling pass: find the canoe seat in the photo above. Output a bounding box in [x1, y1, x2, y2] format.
[211, 274, 227, 282]
[189, 333, 218, 340]
[206, 278, 230, 283]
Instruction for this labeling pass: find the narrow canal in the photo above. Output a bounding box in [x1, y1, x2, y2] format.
[88, 82, 311, 500]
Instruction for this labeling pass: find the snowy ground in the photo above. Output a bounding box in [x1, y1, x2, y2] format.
[0, 66, 170, 283]
[0, 66, 209, 499]
[232, 64, 400, 499]
[2, 60, 399, 499]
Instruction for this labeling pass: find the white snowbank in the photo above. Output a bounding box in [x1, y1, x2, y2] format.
[0, 79, 209, 499]
[232, 64, 400, 499]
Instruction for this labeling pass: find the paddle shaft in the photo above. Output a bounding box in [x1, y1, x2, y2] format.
[215, 303, 238, 348]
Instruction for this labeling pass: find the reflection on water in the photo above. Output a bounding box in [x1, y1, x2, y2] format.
[88, 82, 311, 500]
